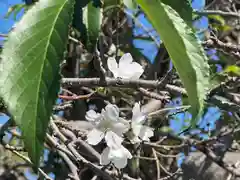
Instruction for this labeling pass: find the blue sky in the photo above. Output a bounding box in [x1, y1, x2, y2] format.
[0, 0, 222, 178]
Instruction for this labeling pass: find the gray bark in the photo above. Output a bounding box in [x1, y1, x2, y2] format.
[181, 152, 240, 180]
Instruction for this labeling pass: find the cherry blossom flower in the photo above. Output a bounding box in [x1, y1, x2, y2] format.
[130, 102, 154, 143]
[107, 53, 144, 79]
[85, 104, 129, 146]
[100, 131, 132, 169]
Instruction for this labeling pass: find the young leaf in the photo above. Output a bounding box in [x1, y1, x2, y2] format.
[0, 0, 74, 166]
[136, 0, 210, 127]
[4, 4, 26, 20]
[224, 65, 240, 76]
[83, 1, 103, 51]
[72, 0, 102, 52]
[123, 0, 138, 10]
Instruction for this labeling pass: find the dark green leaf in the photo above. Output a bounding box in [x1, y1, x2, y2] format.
[83, 1, 103, 51]
[161, 0, 192, 26]
[0, 0, 74, 166]
[136, 0, 210, 127]
[72, 0, 102, 52]
[103, 0, 121, 9]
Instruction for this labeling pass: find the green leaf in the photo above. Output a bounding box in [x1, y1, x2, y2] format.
[208, 15, 232, 32]
[208, 73, 227, 92]
[136, 0, 210, 127]
[103, 0, 121, 9]
[4, 4, 26, 20]
[208, 15, 225, 26]
[72, 0, 102, 52]
[0, 0, 74, 166]
[211, 95, 240, 113]
[158, 126, 173, 133]
[123, 0, 138, 10]
[161, 0, 192, 26]
[224, 65, 240, 76]
[83, 1, 103, 51]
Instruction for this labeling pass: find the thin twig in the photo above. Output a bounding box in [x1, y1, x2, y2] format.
[152, 148, 160, 179]
[138, 87, 170, 101]
[53, 103, 72, 111]
[203, 37, 240, 53]
[61, 77, 187, 96]
[49, 120, 114, 180]
[95, 42, 107, 83]
[46, 134, 79, 180]
[10, 150, 53, 180]
[0, 33, 8, 37]
[194, 10, 240, 18]
[58, 91, 95, 100]
[4, 143, 25, 151]
[147, 105, 191, 118]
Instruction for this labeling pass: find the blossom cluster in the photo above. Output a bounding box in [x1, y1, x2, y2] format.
[85, 103, 153, 169]
[85, 53, 153, 169]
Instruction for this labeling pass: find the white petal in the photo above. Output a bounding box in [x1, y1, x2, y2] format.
[105, 131, 123, 148]
[109, 145, 132, 159]
[86, 128, 104, 145]
[132, 103, 140, 115]
[117, 69, 135, 79]
[138, 125, 154, 141]
[110, 146, 132, 169]
[132, 103, 146, 125]
[130, 135, 141, 144]
[107, 57, 119, 78]
[132, 103, 141, 121]
[122, 146, 133, 159]
[104, 104, 119, 122]
[100, 147, 111, 165]
[132, 124, 142, 137]
[135, 115, 146, 125]
[118, 61, 143, 79]
[112, 120, 129, 136]
[112, 157, 128, 169]
[130, 62, 144, 79]
[85, 110, 101, 122]
[119, 53, 133, 68]
[96, 118, 111, 131]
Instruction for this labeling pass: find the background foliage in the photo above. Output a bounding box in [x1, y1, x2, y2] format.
[0, 0, 240, 180]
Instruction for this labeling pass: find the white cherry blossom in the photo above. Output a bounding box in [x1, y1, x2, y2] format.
[107, 53, 144, 79]
[85, 104, 129, 146]
[130, 102, 154, 143]
[100, 131, 132, 169]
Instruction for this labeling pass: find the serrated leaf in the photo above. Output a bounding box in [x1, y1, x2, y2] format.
[136, 0, 210, 127]
[83, 1, 103, 52]
[0, 0, 74, 166]
[161, 0, 192, 26]
[208, 73, 227, 92]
